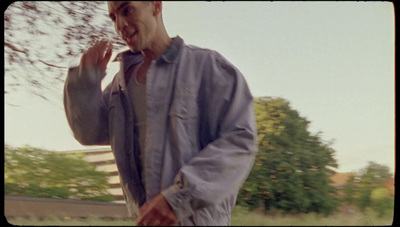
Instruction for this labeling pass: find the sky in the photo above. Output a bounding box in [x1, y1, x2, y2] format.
[4, 2, 395, 174]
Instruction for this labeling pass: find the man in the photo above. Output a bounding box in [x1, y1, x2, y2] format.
[64, 1, 257, 226]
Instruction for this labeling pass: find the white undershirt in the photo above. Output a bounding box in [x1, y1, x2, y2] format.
[127, 64, 147, 180]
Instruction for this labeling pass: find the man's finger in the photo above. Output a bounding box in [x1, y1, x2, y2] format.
[139, 201, 151, 215]
[136, 194, 178, 226]
[81, 46, 99, 68]
[163, 218, 177, 226]
[94, 41, 107, 60]
[93, 41, 112, 69]
[136, 211, 152, 226]
[148, 218, 163, 226]
[100, 42, 113, 69]
[80, 40, 112, 71]
[136, 205, 151, 226]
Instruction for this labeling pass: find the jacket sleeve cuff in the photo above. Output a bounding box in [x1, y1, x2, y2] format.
[66, 66, 104, 90]
[161, 184, 194, 221]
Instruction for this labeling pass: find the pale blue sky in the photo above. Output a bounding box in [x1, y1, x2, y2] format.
[5, 2, 395, 173]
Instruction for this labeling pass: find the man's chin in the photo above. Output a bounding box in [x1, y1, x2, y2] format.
[127, 44, 141, 53]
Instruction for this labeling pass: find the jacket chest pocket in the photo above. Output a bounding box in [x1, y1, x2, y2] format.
[170, 84, 199, 118]
[171, 98, 198, 119]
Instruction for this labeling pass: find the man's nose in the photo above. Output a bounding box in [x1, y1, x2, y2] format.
[115, 16, 128, 32]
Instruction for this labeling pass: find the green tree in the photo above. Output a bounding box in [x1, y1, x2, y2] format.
[4, 145, 115, 202]
[370, 187, 394, 217]
[238, 97, 339, 215]
[343, 175, 357, 205]
[354, 162, 393, 213]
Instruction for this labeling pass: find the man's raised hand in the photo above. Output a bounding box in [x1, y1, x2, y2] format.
[79, 40, 113, 83]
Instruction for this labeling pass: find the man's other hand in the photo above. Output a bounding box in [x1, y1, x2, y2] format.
[137, 193, 178, 226]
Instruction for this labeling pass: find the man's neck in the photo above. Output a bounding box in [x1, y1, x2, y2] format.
[141, 33, 172, 63]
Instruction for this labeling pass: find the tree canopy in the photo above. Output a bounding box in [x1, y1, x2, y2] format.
[5, 2, 124, 99]
[238, 97, 339, 215]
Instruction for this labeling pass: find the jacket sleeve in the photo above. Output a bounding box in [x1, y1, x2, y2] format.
[63, 65, 111, 145]
[161, 51, 258, 220]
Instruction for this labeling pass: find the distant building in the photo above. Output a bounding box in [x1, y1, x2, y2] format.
[63, 147, 125, 203]
[63, 149, 395, 204]
[330, 172, 356, 190]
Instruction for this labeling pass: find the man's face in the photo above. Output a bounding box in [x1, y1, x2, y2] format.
[108, 1, 157, 52]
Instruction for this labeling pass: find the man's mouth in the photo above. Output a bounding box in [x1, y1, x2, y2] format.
[123, 31, 137, 42]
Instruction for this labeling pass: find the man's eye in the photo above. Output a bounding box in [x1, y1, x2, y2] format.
[123, 7, 133, 16]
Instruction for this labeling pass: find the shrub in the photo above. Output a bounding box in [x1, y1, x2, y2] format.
[5, 145, 114, 202]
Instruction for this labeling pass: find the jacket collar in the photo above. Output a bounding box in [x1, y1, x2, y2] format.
[158, 36, 183, 64]
[113, 36, 183, 66]
[114, 36, 184, 89]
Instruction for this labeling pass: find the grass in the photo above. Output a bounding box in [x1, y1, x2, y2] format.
[7, 206, 394, 226]
[6, 216, 137, 226]
[230, 206, 394, 226]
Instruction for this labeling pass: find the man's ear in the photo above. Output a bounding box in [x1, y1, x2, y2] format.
[153, 1, 162, 16]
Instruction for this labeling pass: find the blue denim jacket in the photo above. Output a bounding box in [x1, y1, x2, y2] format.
[64, 36, 257, 225]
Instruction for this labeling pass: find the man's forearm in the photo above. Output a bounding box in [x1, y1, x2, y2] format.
[63, 66, 110, 145]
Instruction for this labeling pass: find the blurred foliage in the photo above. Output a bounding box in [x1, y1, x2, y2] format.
[370, 187, 393, 218]
[4, 1, 124, 99]
[343, 162, 394, 217]
[238, 97, 339, 215]
[4, 145, 115, 202]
